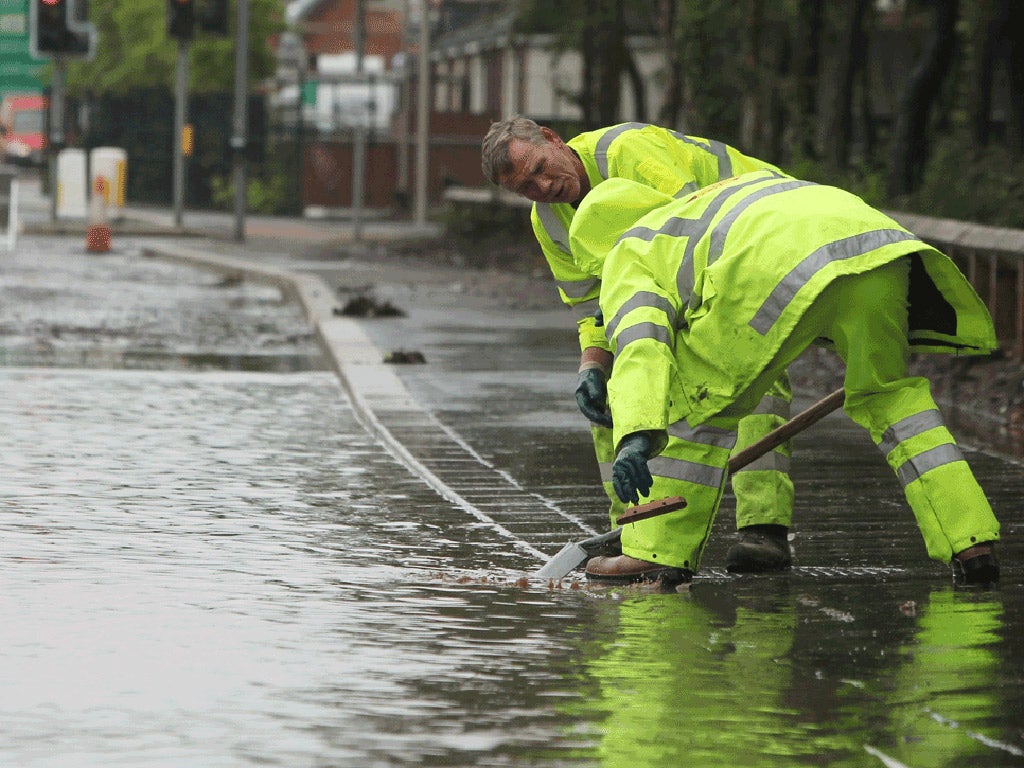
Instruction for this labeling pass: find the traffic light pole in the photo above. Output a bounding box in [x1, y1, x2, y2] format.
[173, 39, 189, 228]
[231, 0, 249, 242]
[48, 58, 66, 223]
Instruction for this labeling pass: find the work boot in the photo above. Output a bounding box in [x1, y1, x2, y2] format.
[951, 542, 1000, 587]
[725, 524, 792, 573]
[585, 554, 692, 586]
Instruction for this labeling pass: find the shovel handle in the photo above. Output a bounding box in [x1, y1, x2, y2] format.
[615, 388, 845, 525]
[727, 388, 845, 472]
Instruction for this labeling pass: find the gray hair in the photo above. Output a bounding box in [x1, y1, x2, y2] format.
[480, 115, 548, 185]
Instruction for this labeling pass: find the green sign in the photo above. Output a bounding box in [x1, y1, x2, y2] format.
[0, 0, 46, 97]
[302, 80, 318, 107]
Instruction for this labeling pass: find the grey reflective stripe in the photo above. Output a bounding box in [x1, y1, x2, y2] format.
[648, 455, 727, 488]
[605, 291, 677, 339]
[878, 409, 947, 456]
[753, 394, 791, 418]
[557, 277, 600, 300]
[732, 450, 791, 474]
[570, 298, 600, 322]
[666, 419, 737, 450]
[676, 174, 791, 302]
[666, 130, 734, 178]
[749, 229, 919, 335]
[600, 454, 732, 488]
[706, 180, 815, 266]
[613, 173, 786, 306]
[594, 122, 647, 177]
[675, 180, 700, 198]
[895, 443, 965, 487]
[535, 202, 571, 253]
[613, 321, 672, 352]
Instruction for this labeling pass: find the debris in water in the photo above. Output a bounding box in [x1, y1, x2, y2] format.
[335, 295, 406, 317]
[383, 349, 426, 364]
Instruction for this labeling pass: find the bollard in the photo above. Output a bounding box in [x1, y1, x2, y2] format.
[86, 176, 112, 253]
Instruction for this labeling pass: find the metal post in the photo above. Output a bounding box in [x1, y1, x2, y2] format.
[396, 0, 411, 209]
[352, 0, 366, 241]
[48, 58, 66, 223]
[173, 39, 189, 227]
[414, 0, 429, 226]
[232, 0, 250, 242]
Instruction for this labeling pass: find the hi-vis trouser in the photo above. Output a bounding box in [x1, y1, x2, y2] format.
[595, 377, 794, 535]
[619, 259, 999, 571]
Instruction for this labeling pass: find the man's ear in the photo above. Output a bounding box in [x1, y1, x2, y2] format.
[539, 126, 562, 146]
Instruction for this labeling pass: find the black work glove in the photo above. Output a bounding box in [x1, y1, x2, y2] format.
[575, 368, 613, 428]
[612, 432, 654, 505]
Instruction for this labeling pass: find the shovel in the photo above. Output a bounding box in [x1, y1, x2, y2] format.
[535, 388, 846, 580]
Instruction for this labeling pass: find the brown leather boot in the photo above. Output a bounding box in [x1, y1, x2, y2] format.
[585, 554, 692, 586]
[951, 542, 999, 587]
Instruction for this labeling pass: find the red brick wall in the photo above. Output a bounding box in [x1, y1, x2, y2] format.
[302, 0, 403, 65]
[303, 135, 486, 209]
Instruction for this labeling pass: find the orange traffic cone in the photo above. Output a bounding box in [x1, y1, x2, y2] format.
[86, 176, 112, 253]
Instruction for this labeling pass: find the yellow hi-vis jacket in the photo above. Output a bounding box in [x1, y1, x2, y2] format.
[530, 123, 784, 351]
[568, 173, 997, 447]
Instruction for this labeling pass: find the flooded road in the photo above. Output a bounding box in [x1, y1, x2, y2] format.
[1, 237, 1022, 767]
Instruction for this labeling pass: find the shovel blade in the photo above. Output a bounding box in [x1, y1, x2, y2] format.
[534, 541, 589, 581]
[534, 527, 624, 581]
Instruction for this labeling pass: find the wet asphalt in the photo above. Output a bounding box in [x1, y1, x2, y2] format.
[2, 174, 1024, 766]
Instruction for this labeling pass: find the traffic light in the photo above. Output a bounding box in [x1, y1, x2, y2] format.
[197, 0, 229, 36]
[167, 0, 195, 41]
[29, 0, 94, 58]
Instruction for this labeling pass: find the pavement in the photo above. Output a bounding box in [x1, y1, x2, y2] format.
[5, 169, 1022, 581]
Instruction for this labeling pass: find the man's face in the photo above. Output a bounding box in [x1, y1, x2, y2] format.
[500, 128, 585, 204]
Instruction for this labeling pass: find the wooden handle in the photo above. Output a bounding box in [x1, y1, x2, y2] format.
[616, 495, 687, 525]
[728, 388, 845, 472]
[613, 389, 845, 528]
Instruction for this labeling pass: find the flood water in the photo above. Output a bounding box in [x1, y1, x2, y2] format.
[1, 238, 1023, 767]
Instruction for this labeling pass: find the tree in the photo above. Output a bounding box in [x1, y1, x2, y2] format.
[790, 0, 823, 161]
[888, 0, 959, 197]
[517, 0, 656, 129]
[825, 0, 870, 169]
[62, 0, 285, 96]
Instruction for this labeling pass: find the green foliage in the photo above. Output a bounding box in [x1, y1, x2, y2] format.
[210, 171, 289, 214]
[61, 0, 285, 96]
[784, 157, 889, 208]
[904, 137, 1024, 228]
[442, 198, 532, 245]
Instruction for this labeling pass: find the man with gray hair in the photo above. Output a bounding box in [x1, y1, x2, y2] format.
[481, 116, 798, 574]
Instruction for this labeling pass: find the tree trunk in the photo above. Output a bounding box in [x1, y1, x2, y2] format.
[578, 0, 598, 129]
[792, 0, 823, 160]
[592, 0, 625, 126]
[1004, 0, 1024, 154]
[968, 0, 999, 147]
[827, 0, 870, 169]
[740, 0, 764, 152]
[888, 0, 959, 197]
[656, 0, 684, 129]
[624, 43, 648, 123]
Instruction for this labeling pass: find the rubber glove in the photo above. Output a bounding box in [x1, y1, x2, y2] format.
[613, 432, 654, 504]
[575, 368, 613, 428]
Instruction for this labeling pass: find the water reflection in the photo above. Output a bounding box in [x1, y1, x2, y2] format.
[888, 591, 1020, 766]
[558, 582, 1020, 768]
